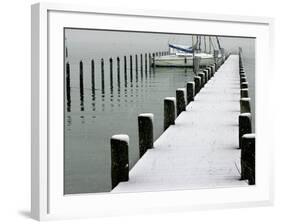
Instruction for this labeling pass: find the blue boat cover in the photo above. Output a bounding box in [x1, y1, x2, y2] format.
[169, 44, 194, 53]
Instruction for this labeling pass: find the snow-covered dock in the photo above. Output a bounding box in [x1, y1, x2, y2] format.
[112, 55, 247, 193]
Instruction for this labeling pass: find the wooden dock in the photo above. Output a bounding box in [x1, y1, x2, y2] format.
[112, 55, 248, 193]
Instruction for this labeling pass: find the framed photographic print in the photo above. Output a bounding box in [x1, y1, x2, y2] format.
[31, 2, 274, 221]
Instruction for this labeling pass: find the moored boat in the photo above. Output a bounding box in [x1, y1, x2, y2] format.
[153, 36, 225, 68]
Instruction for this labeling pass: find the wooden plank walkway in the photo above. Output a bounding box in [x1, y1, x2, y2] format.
[112, 55, 247, 193]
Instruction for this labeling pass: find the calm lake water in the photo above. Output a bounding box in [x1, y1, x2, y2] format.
[64, 29, 255, 194]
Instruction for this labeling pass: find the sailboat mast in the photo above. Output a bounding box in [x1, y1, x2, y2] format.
[204, 36, 207, 53]
[209, 36, 211, 53]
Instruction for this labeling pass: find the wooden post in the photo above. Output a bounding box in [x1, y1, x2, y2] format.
[176, 88, 187, 116]
[66, 62, 71, 111]
[194, 76, 201, 94]
[164, 97, 176, 131]
[101, 58, 105, 93]
[124, 56, 127, 73]
[91, 60, 95, 91]
[212, 65, 216, 76]
[241, 82, 249, 89]
[214, 62, 218, 72]
[203, 69, 209, 82]
[152, 53, 156, 69]
[109, 58, 113, 91]
[240, 76, 247, 83]
[239, 113, 252, 149]
[135, 54, 138, 72]
[130, 55, 133, 74]
[117, 56, 120, 74]
[110, 57, 113, 75]
[198, 72, 205, 87]
[117, 57, 120, 88]
[207, 67, 212, 79]
[79, 60, 84, 98]
[186, 81, 195, 104]
[111, 134, 129, 189]
[240, 97, 251, 113]
[145, 53, 148, 72]
[241, 88, 249, 98]
[140, 54, 143, 74]
[241, 133, 255, 185]
[138, 113, 154, 157]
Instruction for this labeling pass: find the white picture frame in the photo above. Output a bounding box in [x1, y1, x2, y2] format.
[31, 2, 274, 221]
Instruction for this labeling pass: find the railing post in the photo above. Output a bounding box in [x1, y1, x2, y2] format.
[241, 88, 249, 98]
[194, 76, 201, 94]
[138, 113, 154, 157]
[164, 97, 176, 130]
[241, 81, 249, 89]
[186, 81, 195, 104]
[111, 134, 129, 189]
[241, 133, 255, 185]
[176, 88, 186, 116]
[239, 113, 252, 149]
[203, 69, 209, 82]
[101, 58, 105, 93]
[240, 97, 251, 113]
[79, 60, 84, 96]
[198, 72, 205, 87]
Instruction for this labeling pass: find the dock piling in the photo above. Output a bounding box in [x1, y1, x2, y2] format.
[241, 89, 249, 98]
[135, 54, 138, 72]
[198, 72, 205, 87]
[117, 56, 120, 73]
[101, 58, 105, 93]
[186, 81, 195, 104]
[66, 62, 71, 111]
[79, 61, 84, 104]
[176, 88, 187, 116]
[109, 58, 113, 91]
[138, 113, 154, 157]
[203, 69, 209, 82]
[241, 82, 249, 89]
[124, 56, 127, 72]
[239, 113, 252, 149]
[91, 59, 95, 87]
[164, 97, 176, 130]
[117, 57, 120, 88]
[194, 76, 201, 94]
[130, 55, 133, 74]
[111, 134, 129, 189]
[241, 134, 255, 184]
[240, 77, 247, 83]
[240, 97, 251, 113]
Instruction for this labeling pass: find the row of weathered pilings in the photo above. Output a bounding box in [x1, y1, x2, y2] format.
[238, 51, 255, 185]
[65, 51, 169, 112]
[110, 56, 227, 189]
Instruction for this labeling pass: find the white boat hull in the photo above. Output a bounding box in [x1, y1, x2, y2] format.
[154, 54, 221, 67]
